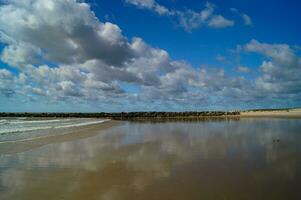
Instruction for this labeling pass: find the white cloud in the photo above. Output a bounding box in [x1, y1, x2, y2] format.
[0, 0, 300, 110]
[208, 15, 234, 28]
[125, 0, 170, 15]
[241, 13, 252, 26]
[245, 40, 301, 95]
[0, 0, 179, 103]
[0, 41, 42, 67]
[0, 68, 25, 97]
[125, 1, 234, 32]
[0, 0, 134, 67]
[230, 8, 252, 26]
[236, 66, 251, 73]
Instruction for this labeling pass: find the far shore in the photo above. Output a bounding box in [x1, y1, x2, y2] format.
[1, 108, 301, 120]
[1, 109, 300, 155]
[241, 108, 301, 118]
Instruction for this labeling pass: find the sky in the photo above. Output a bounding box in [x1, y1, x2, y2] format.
[0, 0, 300, 112]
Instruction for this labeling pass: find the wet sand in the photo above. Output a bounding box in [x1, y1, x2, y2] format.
[0, 118, 301, 200]
[0, 120, 121, 155]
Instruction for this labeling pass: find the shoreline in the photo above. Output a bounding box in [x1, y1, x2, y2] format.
[0, 120, 122, 155]
[1, 108, 301, 120]
[240, 108, 301, 118]
[1, 109, 300, 154]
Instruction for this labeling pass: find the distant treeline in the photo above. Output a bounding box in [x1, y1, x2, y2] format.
[0, 111, 240, 120]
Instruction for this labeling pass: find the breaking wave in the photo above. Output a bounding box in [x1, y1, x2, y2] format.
[0, 119, 110, 135]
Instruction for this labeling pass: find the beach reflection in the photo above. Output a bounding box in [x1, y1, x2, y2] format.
[0, 118, 300, 200]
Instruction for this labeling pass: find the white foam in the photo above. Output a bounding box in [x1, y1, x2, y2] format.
[55, 119, 110, 128]
[0, 119, 110, 135]
[10, 119, 75, 124]
[0, 126, 53, 135]
[0, 119, 8, 124]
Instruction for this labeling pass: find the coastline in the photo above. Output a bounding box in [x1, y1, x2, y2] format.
[1, 108, 301, 120]
[1, 109, 301, 155]
[0, 120, 121, 155]
[240, 108, 301, 118]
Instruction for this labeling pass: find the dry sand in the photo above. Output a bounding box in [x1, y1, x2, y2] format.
[240, 108, 301, 118]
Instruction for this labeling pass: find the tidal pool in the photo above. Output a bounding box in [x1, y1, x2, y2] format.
[0, 118, 300, 200]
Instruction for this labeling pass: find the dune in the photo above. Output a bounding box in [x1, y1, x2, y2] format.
[241, 108, 301, 118]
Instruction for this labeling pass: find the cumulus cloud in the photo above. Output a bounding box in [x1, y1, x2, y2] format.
[0, 69, 14, 97]
[125, 1, 234, 31]
[0, 0, 300, 110]
[245, 40, 301, 95]
[0, 68, 26, 98]
[0, 0, 134, 66]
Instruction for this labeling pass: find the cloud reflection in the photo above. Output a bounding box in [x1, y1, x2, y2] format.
[0, 119, 300, 200]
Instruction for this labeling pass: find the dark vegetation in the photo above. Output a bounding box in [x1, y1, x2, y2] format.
[0, 111, 240, 121]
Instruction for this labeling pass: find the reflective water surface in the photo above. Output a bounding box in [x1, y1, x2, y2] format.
[0, 118, 301, 200]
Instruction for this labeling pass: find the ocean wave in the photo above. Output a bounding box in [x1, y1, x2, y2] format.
[0, 119, 110, 135]
[55, 119, 110, 129]
[9, 119, 75, 124]
[0, 126, 53, 135]
[0, 119, 8, 123]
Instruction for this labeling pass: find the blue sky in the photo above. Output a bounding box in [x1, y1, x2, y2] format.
[0, 0, 301, 112]
[93, 0, 301, 63]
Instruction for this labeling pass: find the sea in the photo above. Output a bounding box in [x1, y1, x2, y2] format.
[0, 118, 108, 142]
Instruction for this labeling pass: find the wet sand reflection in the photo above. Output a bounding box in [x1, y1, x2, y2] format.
[0, 118, 301, 200]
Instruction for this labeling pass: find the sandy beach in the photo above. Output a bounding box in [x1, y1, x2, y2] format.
[241, 108, 301, 118]
[1, 0, 300, 199]
[1, 119, 301, 200]
[0, 120, 121, 155]
[2, 110, 300, 156]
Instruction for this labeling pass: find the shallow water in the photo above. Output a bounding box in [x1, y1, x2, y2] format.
[0, 118, 108, 142]
[0, 118, 301, 200]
